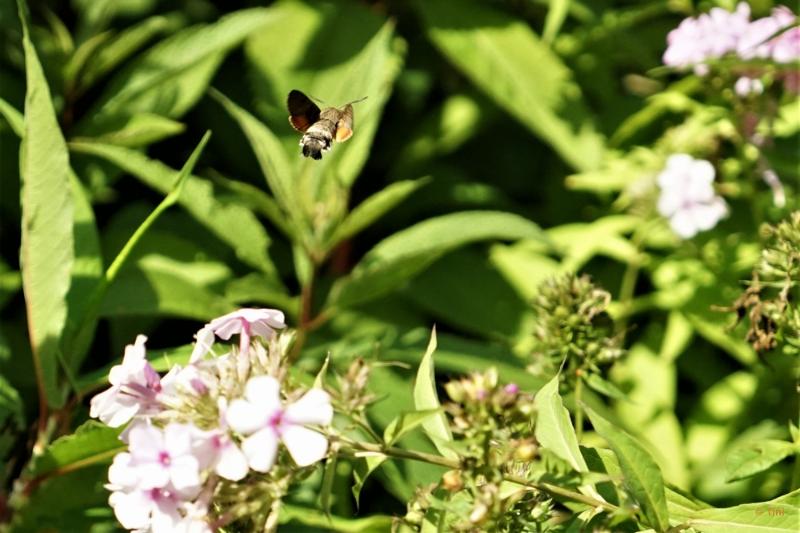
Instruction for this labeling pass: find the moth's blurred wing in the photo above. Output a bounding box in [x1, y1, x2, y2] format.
[334, 104, 354, 142]
[287, 90, 321, 132]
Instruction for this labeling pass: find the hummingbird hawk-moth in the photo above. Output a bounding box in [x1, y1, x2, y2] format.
[287, 90, 364, 160]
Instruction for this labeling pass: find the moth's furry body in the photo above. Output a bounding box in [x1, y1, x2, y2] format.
[287, 90, 359, 160]
[299, 109, 341, 160]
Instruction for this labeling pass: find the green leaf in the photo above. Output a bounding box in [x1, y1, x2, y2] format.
[404, 248, 534, 342]
[210, 89, 298, 229]
[244, 0, 404, 187]
[330, 177, 430, 248]
[0, 373, 24, 460]
[352, 454, 387, 508]
[100, 259, 234, 320]
[319, 452, 337, 515]
[77, 14, 180, 91]
[72, 113, 185, 147]
[534, 375, 588, 472]
[413, 328, 456, 459]
[18, 1, 75, 408]
[62, 174, 103, 370]
[69, 141, 279, 278]
[583, 374, 628, 402]
[28, 420, 124, 478]
[725, 440, 798, 483]
[280, 503, 393, 532]
[543, 0, 571, 43]
[383, 408, 444, 446]
[586, 408, 670, 532]
[82, 8, 274, 125]
[330, 211, 547, 308]
[0, 97, 24, 136]
[680, 489, 800, 533]
[414, 0, 604, 171]
[547, 215, 641, 272]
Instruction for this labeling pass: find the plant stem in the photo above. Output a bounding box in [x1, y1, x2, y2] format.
[337, 436, 616, 512]
[616, 221, 650, 340]
[574, 374, 584, 442]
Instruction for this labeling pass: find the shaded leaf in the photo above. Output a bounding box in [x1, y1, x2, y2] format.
[414, 0, 604, 171]
[680, 489, 800, 533]
[330, 211, 547, 308]
[70, 141, 278, 278]
[28, 420, 123, 477]
[18, 2, 75, 407]
[725, 440, 797, 483]
[586, 408, 670, 532]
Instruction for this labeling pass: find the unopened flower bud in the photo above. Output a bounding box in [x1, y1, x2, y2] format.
[469, 502, 489, 524]
[441, 470, 463, 492]
[514, 441, 538, 461]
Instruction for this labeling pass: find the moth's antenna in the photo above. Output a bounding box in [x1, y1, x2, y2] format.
[308, 94, 326, 105]
[347, 96, 368, 105]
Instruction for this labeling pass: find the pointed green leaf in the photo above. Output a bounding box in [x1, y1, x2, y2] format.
[383, 408, 444, 447]
[28, 420, 124, 477]
[352, 454, 387, 508]
[725, 440, 798, 483]
[85, 9, 274, 122]
[681, 489, 800, 533]
[586, 408, 669, 532]
[18, 0, 75, 407]
[413, 328, 456, 459]
[210, 89, 297, 227]
[414, 0, 604, 171]
[330, 211, 547, 308]
[330, 177, 430, 248]
[69, 141, 278, 278]
[534, 375, 588, 472]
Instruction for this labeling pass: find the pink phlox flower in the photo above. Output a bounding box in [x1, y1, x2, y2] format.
[191, 399, 249, 481]
[192, 309, 286, 362]
[737, 6, 797, 60]
[126, 423, 203, 496]
[90, 336, 164, 428]
[226, 376, 333, 472]
[108, 485, 183, 533]
[663, 3, 751, 69]
[160, 364, 212, 398]
[656, 154, 728, 239]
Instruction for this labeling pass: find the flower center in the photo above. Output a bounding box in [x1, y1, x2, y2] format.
[268, 409, 285, 433]
[158, 451, 171, 466]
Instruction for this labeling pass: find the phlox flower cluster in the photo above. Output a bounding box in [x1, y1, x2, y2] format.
[656, 154, 728, 239]
[663, 3, 799, 91]
[89, 308, 333, 533]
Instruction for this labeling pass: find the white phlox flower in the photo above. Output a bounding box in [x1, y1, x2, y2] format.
[226, 376, 333, 472]
[656, 154, 728, 239]
[125, 424, 203, 495]
[90, 336, 164, 427]
[191, 399, 249, 481]
[191, 308, 286, 362]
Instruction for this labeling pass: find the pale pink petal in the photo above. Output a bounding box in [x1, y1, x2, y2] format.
[129, 425, 164, 462]
[136, 462, 171, 489]
[215, 441, 249, 481]
[241, 428, 279, 472]
[163, 424, 193, 456]
[190, 327, 215, 363]
[109, 490, 151, 530]
[284, 389, 333, 426]
[670, 211, 698, 239]
[108, 452, 138, 489]
[169, 455, 201, 493]
[244, 375, 281, 411]
[281, 425, 329, 467]
[226, 398, 271, 435]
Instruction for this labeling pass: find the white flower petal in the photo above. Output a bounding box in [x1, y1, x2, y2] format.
[169, 455, 201, 492]
[163, 424, 193, 456]
[129, 425, 164, 462]
[190, 327, 215, 363]
[241, 428, 279, 473]
[136, 462, 171, 489]
[244, 375, 281, 411]
[226, 398, 270, 435]
[284, 389, 333, 426]
[108, 452, 138, 489]
[215, 441, 249, 481]
[109, 490, 151, 530]
[669, 211, 698, 239]
[281, 425, 329, 467]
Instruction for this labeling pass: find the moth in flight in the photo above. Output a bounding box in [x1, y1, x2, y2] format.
[287, 90, 365, 160]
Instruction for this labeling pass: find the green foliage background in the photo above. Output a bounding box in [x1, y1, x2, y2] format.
[0, 0, 797, 531]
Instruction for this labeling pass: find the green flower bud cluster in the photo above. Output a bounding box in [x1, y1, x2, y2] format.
[528, 274, 624, 380]
[411, 370, 557, 532]
[732, 211, 800, 354]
